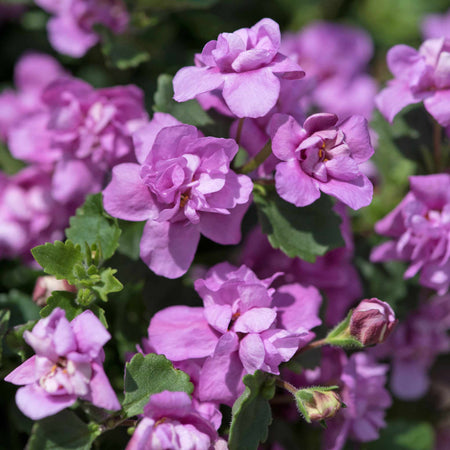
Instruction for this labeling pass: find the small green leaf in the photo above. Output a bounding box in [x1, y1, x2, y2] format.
[324, 310, 363, 349]
[228, 371, 275, 450]
[366, 420, 435, 450]
[27, 410, 101, 450]
[153, 74, 213, 127]
[66, 194, 121, 261]
[0, 309, 11, 365]
[31, 241, 83, 284]
[123, 353, 193, 418]
[40, 291, 82, 321]
[253, 186, 344, 262]
[91, 268, 123, 302]
[5, 321, 36, 361]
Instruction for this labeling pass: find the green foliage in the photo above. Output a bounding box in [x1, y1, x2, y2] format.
[228, 371, 275, 450]
[66, 194, 121, 261]
[324, 311, 364, 349]
[0, 310, 10, 365]
[31, 241, 84, 284]
[122, 353, 193, 417]
[0, 289, 40, 326]
[0, 143, 25, 175]
[366, 420, 435, 450]
[153, 74, 213, 127]
[40, 291, 82, 321]
[90, 268, 123, 302]
[253, 185, 344, 262]
[117, 220, 145, 260]
[27, 410, 101, 450]
[5, 321, 36, 361]
[136, 0, 218, 11]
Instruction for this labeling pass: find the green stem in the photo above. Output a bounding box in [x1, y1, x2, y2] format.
[275, 377, 297, 396]
[237, 141, 272, 174]
[295, 338, 327, 356]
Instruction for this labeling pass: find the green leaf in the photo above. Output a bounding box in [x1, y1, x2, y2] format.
[27, 410, 101, 450]
[66, 194, 121, 261]
[117, 220, 145, 260]
[0, 309, 10, 365]
[253, 186, 344, 262]
[31, 241, 83, 284]
[5, 321, 36, 361]
[123, 353, 193, 417]
[0, 289, 40, 325]
[228, 371, 275, 450]
[91, 268, 123, 302]
[137, 0, 218, 11]
[153, 74, 213, 127]
[0, 142, 26, 175]
[366, 420, 435, 450]
[40, 291, 82, 321]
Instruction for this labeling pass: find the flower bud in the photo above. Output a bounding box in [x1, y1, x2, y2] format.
[296, 387, 342, 422]
[32, 276, 76, 306]
[350, 298, 397, 346]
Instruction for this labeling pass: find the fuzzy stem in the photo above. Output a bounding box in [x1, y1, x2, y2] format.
[295, 338, 328, 356]
[238, 141, 272, 174]
[275, 377, 298, 396]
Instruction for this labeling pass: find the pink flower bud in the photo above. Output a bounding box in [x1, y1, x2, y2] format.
[32, 276, 76, 306]
[350, 298, 397, 345]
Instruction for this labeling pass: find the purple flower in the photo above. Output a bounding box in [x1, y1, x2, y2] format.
[9, 78, 147, 204]
[103, 114, 253, 278]
[0, 52, 65, 141]
[0, 167, 77, 264]
[35, 0, 128, 57]
[173, 18, 305, 118]
[371, 174, 450, 294]
[280, 22, 377, 120]
[422, 9, 450, 40]
[350, 298, 397, 346]
[372, 295, 450, 400]
[4, 308, 120, 420]
[147, 263, 322, 405]
[376, 38, 450, 126]
[126, 391, 218, 450]
[270, 113, 374, 210]
[241, 202, 362, 325]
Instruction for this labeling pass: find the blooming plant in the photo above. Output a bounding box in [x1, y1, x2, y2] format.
[0, 4, 449, 450]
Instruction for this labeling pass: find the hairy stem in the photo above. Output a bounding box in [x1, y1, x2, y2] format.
[238, 141, 272, 174]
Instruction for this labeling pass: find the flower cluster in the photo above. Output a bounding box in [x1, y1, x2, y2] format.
[5, 308, 119, 420]
[103, 113, 253, 278]
[145, 263, 322, 405]
[372, 174, 450, 295]
[35, 0, 129, 57]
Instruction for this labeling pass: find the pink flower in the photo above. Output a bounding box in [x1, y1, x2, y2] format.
[0, 52, 65, 141]
[33, 276, 77, 307]
[103, 114, 253, 278]
[126, 391, 218, 450]
[147, 263, 322, 405]
[422, 9, 450, 40]
[376, 38, 450, 126]
[173, 18, 305, 118]
[4, 308, 120, 420]
[35, 0, 129, 57]
[280, 21, 377, 120]
[9, 78, 147, 204]
[0, 167, 77, 264]
[371, 174, 450, 294]
[270, 113, 374, 210]
[350, 298, 397, 346]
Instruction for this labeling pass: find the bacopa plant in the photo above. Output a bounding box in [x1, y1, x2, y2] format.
[0, 2, 449, 450]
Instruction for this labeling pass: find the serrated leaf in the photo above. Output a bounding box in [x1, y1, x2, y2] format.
[153, 74, 213, 127]
[123, 353, 193, 417]
[228, 371, 275, 450]
[253, 187, 344, 262]
[366, 420, 435, 450]
[66, 194, 121, 261]
[27, 410, 101, 450]
[40, 291, 82, 321]
[0, 309, 10, 365]
[91, 268, 123, 302]
[31, 241, 83, 284]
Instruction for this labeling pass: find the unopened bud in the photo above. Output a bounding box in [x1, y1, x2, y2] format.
[350, 298, 397, 346]
[296, 387, 342, 423]
[32, 276, 76, 307]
